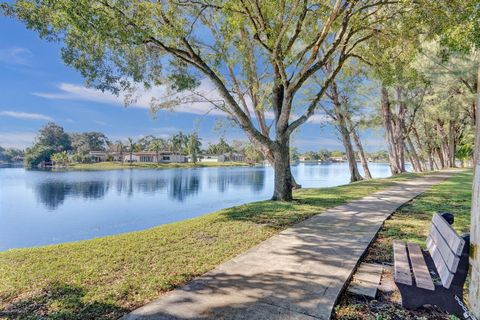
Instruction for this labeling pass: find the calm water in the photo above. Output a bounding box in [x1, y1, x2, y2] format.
[0, 163, 398, 251]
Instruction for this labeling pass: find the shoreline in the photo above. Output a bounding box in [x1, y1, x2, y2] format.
[53, 161, 252, 171]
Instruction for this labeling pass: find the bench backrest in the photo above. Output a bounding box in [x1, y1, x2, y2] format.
[426, 213, 465, 289]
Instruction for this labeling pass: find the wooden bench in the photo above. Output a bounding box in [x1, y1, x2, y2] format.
[393, 212, 476, 319]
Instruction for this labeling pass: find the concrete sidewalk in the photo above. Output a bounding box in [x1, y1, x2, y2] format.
[123, 171, 459, 320]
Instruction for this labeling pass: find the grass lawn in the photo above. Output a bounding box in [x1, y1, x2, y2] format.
[334, 169, 473, 320]
[0, 171, 457, 319]
[69, 161, 250, 170]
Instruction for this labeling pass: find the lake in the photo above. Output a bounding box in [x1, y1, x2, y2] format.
[0, 162, 398, 251]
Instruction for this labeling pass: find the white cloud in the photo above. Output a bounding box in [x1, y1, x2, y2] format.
[0, 111, 52, 121]
[34, 80, 228, 117]
[0, 132, 36, 149]
[0, 47, 33, 66]
[34, 81, 334, 125]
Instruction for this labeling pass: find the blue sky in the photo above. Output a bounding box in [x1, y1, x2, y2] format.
[0, 16, 386, 152]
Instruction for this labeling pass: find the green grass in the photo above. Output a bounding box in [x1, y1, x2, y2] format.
[68, 161, 250, 170]
[334, 170, 473, 320]
[0, 171, 457, 319]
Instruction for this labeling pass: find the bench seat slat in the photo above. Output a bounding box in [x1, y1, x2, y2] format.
[393, 240, 412, 286]
[432, 213, 465, 256]
[428, 224, 460, 273]
[427, 236, 454, 288]
[407, 243, 434, 291]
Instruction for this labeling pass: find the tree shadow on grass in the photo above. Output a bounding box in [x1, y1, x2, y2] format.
[0, 282, 128, 320]
[217, 173, 433, 230]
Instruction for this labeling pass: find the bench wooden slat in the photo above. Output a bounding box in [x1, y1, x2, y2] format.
[432, 213, 465, 256]
[427, 236, 454, 288]
[393, 240, 412, 286]
[428, 224, 460, 273]
[407, 243, 435, 291]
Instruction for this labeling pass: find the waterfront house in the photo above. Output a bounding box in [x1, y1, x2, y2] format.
[124, 151, 187, 163]
[89, 151, 109, 162]
[195, 153, 245, 163]
[197, 154, 227, 162]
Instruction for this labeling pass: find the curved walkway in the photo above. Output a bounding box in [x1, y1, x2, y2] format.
[123, 170, 460, 320]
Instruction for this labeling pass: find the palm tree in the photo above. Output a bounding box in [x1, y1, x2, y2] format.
[127, 137, 136, 164]
[114, 140, 124, 164]
[187, 133, 202, 164]
[149, 139, 164, 163]
[170, 132, 187, 155]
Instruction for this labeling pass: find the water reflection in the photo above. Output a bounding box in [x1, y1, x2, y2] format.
[32, 168, 266, 210]
[210, 169, 266, 193]
[35, 180, 109, 210]
[1, 163, 398, 250]
[170, 174, 200, 202]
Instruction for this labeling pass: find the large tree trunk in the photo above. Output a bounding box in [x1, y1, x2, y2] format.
[346, 115, 372, 179]
[394, 87, 407, 172]
[271, 135, 293, 201]
[436, 120, 453, 167]
[436, 146, 446, 169]
[427, 148, 435, 171]
[412, 126, 428, 171]
[469, 60, 480, 318]
[339, 122, 363, 182]
[253, 139, 301, 189]
[421, 122, 435, 171]
[406, 135, 423, 172]
[381, 87, 404, 174]
[331, 83, 362, 182]
[448, 120, 456, 167]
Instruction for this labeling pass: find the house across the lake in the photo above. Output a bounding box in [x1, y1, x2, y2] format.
[193, 152, 245, 163]
[89, 151, 188, 163]
[88, 151, 245, 164]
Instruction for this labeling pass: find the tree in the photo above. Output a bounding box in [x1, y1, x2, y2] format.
[148, 138, 167, 163]
[170, 132, 187, 155]
[0, 147, 23, 162]
[187, 133, 202, 164]
[36, 122, 71, 152]
[127, 137, 136, 163]
[243, 143, 264, 164]
[456, 144, 473, 168]
[410, 1, 479, 314]
[472, 55, 480, 317]
[331, 150, 345, 158]
[3, 0, 405, 201]
[317, 149, 332, 162]
[71, 132, 109, 153]
[113, 140, 125, 164]
[323, 78, 363, 182]
[207, 138, 233, 155]
[51, 151, 69, 166]
[24, 123, 71, 167]
[289, 147, 299, 162]
[302, 151, 320, 161]
[23, 144, 54, 168]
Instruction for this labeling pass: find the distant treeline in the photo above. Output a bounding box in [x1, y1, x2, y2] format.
[21, 122, 267, 167]
[0, 146, 24, 164]
[17, 122, 391, 168]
